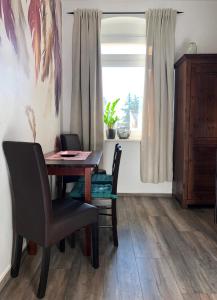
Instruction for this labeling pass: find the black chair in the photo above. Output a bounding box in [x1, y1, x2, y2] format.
[60, 134, 81, 196]
[60, 133, 106, 196]
[3, 141, 99, 299]
[70, 144, 122, 246]
[60, 133, 81, 151]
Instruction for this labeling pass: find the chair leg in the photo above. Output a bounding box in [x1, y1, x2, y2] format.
[91, 223, 99, 269]
[112, 199, 118, 247]
[37, 247, 51, 299]
[59, 239, 65, 252]
[11, 234, 23, 278]
[68, 233, 76, 248]
[62, 182, 67, 198]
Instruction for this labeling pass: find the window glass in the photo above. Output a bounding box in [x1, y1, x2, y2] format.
[101, 16, 146, 139]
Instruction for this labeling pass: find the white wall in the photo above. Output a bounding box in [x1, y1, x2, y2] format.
[103, 140, 172, 193]
[0, 1, 61, 286]
[61, 0, 217, 193]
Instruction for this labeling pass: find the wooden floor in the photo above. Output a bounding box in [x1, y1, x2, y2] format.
[1, 196, 217, 300]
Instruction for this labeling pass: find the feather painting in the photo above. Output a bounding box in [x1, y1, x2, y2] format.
[28, 0, 41, 81]
[53, 0, 62, 115]
[0, 0, 18, 53]
[12, 0, 29, 75]
[46, 0, 62, 115]
[41, 0, 54, 81]
[0, 0, 2, 19]
[0, 0, 62, 116]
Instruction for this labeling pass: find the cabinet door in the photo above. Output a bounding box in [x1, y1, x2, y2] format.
[188, 63, 217, 204]
[188, 143, 216, 204]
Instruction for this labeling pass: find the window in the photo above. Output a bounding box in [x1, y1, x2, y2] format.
[101, 16, 146, 139]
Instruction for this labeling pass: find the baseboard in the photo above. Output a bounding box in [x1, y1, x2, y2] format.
[0, 266, 10, 292]
[118, 193, 172, 198]
[0, 242, 27, 293]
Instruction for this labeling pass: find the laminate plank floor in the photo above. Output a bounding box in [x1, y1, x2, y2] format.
[1, 196, 217, 300]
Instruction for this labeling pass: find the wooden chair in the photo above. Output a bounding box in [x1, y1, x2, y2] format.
[78, 143, 120, 185]
[70, 144, 122, 247]
[3, 141, 99, 299]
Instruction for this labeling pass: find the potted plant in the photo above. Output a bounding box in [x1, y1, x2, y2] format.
[104, 98, 120, 139]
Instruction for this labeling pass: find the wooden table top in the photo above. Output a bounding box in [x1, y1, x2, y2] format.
[45, 150, 102, 168]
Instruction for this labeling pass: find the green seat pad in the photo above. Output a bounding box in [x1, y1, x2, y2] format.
[70, 182, 117, 200]
[78, 173, 113, 184]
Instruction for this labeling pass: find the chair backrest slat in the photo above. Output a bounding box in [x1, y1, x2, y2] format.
[112, 143, 119, 175]
[3, 142, 52, 244]
[112, 144, 122, 194]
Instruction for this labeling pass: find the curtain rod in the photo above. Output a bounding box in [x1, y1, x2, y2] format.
[67, 11, 183, 15]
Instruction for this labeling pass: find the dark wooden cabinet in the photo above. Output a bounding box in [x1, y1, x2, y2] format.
[173, 54, 217, 207]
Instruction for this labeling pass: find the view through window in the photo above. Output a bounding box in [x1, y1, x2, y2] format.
[102, 67, 144, 136]
[101, 16, 146, 138]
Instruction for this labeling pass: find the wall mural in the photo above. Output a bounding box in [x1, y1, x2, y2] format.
[0, 1, 62, 281]
[0, 0, 62, 115]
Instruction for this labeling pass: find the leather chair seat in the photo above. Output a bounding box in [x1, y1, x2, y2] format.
[50, 198, 97, 245]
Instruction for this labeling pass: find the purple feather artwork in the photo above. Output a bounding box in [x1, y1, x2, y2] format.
[12, 0, 30, 75]
[28, 0, 62, 115]
[0, 0, 18, 53]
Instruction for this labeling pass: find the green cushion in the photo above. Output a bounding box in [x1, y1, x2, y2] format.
[78, 173, 112, 184]
[69, 182, 117, 200]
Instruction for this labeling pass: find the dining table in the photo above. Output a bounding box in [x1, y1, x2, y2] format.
[28, 149, 102, 256]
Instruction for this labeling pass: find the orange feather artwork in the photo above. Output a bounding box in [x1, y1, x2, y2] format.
[41, 0, 54, 81]
[28, 0, 41, 81]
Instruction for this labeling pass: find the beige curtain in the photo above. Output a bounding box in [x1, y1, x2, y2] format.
[70, 9, 103, 151]
[140, 9, 177, 183]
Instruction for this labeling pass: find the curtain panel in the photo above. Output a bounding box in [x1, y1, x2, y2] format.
[140, 9, 177, 183]
[70, 9, 103, 151]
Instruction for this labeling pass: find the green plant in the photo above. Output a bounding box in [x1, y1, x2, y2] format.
[103, 98, 120, 129]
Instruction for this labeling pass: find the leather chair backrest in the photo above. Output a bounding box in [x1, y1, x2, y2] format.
[112, 144, 122, 194]
[3, 141, 52, 245]
[60, 134, 81, 151]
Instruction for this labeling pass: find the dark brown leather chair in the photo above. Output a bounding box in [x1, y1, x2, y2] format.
[3, 141, 99, 299]
[60, 133, 81, 151]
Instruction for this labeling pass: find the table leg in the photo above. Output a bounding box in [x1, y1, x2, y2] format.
[56, 176, 63, 199]
[27, 241, 37, 255]
[84, 168, 91, 204]
[84, 168, 92, 256]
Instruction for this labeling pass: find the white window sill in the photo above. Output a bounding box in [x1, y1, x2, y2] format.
[104, 138, 141, 142]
